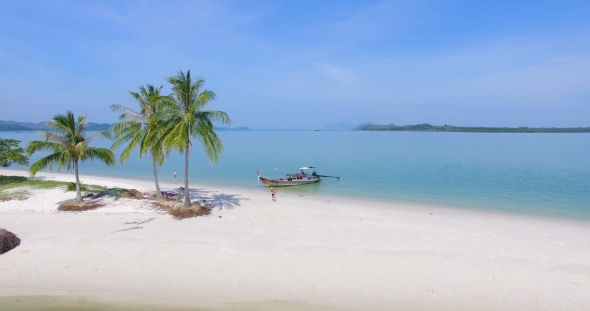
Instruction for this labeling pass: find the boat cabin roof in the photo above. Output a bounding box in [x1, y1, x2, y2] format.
[286, 173, 308, 177]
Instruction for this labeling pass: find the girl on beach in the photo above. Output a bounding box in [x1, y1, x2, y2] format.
[271, 187, 276, 202]
[174, 172, 177, 184]
[47, 163, 52, 172]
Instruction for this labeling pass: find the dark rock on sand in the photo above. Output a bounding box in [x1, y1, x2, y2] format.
[0, 228, 20, 254]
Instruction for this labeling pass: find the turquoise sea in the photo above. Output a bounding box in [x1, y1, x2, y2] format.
[2, 131, 589, 220]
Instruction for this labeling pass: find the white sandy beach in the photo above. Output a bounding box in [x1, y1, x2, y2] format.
[1, 168, 589, 310]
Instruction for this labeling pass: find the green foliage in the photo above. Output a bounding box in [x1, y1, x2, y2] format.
[66, 182, 87, 192]
[156, 70, 231, 163]
[26, 110, 115, 202]
[110, 84, 167, 165]
[0, 175, 27, 185]
[0, 138, 29, 167]
[151, 69, 231, 206]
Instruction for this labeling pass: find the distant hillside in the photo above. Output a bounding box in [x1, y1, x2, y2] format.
[353, 123, 374, 130]
[322, 122, 355, 131]
[0, 120, 112, 131]
[356, 123, 590, 133]
[0, 123, 33, 131]
[0, 120, 47, 131]
[0, 120, 251, 132]
[213, 126, 250, 131]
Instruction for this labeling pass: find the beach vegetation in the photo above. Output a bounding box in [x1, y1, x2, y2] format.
[107, 188, 144, 199]
[154, 70, 231, 207]
[58, 201, 105, 212]
[0, 175, 63, 201]
[152, 198, 211, 219]
[0, 138, 29, 167]
[66, 182, 87, 192]
[0, 176, 106, 201]
[25, 111, 115, 202]
[109, 84, 167, 197]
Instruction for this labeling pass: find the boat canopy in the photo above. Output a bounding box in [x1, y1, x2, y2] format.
[287, 173, 308, 177]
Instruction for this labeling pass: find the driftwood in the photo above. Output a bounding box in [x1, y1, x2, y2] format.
[0, 228, 20, 254]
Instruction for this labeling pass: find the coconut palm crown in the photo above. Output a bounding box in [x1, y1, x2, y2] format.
[26, 110, 115, 202]
[110, 84, 167, 196]
[155, 70, 231, 206]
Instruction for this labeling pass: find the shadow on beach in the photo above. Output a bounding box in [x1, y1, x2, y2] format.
[181, 188, 243, 210]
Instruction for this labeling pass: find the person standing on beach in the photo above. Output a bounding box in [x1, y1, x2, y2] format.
[174, 172, 177, 184]
[271, 187, 276, 202]
[47, 163, 52, 172]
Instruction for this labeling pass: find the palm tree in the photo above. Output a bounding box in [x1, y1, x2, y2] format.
[110, 84, 166, 196]
[26, 111, 115, 202]
[156, 70, 231, 206]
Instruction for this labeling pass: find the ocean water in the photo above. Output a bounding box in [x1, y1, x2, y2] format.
[2, 131, 589, 220]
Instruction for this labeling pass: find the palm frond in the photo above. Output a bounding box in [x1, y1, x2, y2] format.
[80, 147, 115, 165]
[110, 104, 144, 122]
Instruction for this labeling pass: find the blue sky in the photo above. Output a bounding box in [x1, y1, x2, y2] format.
[0, 0, 589, 128]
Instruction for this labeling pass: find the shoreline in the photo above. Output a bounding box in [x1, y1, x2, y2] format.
[1, 168, 587, 224]
[1, 169, 590, 310]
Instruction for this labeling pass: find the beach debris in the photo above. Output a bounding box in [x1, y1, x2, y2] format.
[0, 228, 20, 254]
[152, 201, 211, 220]
[58, 201, 105, 212]
[111, 226, 143, 233]
[123, 218, 155, 225]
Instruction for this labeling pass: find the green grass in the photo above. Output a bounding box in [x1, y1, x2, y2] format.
[0, 175, 105, 201]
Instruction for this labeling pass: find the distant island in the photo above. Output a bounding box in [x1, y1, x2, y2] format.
[0, 120, 249, 132]
[0, 120, 112, 131]
[356, 123, 590, 133]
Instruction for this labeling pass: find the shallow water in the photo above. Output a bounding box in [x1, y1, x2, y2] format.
[2, 131, 589, 219]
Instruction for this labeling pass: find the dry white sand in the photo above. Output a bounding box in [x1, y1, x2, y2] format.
[0, 169, 589, 310]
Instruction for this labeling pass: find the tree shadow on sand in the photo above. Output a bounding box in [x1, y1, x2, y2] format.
[182, 188, 243, 210]
[208, 193, 242, 210]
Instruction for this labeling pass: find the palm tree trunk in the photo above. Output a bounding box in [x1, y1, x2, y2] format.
[183, 142, 190, 207]
[74, 159, 82, 202]
[152, 158, 162, 197]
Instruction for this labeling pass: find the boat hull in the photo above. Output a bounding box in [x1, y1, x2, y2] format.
[258, 176, 320, 187]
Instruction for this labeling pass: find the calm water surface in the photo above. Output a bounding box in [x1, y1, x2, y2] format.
[2, 131, 589, 219]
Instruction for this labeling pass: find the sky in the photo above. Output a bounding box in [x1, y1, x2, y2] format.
[0, 0, 589, 129]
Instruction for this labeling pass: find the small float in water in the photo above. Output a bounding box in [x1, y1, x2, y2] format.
[255, 167, 340, 187]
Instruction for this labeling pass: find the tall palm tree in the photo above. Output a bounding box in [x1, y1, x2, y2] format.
[26, 111, 115, 202]
[110, 84, 166, 196]
[156, 70, 231, 206]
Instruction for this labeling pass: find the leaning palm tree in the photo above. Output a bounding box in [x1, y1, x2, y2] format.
[110, 84, 166, 196]
[27, 111, 115, 202]
[155, 70, 231, 206]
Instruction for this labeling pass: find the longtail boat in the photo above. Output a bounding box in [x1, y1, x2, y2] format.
[255, 167, 340, 187]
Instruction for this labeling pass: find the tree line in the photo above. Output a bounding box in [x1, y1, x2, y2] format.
[1, 69, 230, 207]
[356, 123, 590, 133]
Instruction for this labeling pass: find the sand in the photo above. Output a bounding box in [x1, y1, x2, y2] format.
[0, 169, 589, 310]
